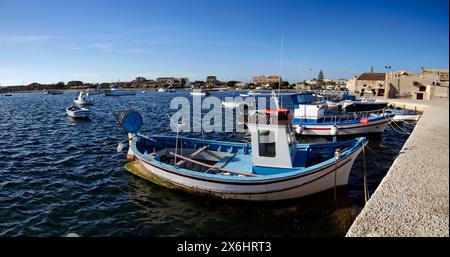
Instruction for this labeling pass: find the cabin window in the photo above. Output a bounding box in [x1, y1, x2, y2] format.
[258, 130, 276, 157]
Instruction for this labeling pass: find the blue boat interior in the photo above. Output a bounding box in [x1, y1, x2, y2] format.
[134, 135, 363, 176]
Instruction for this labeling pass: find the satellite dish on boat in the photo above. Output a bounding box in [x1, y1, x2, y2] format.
[118, 110, 143, 133]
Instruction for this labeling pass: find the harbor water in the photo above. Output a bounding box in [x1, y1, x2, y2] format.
[0, 91, 416, 236]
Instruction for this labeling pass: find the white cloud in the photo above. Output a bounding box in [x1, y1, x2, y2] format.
[91, 42, 114, 52]
[124, 48, 149, 53]
[0, 35, 51, 44]
[129, 27, 177, 33]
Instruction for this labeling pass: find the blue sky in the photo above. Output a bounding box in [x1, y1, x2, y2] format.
[0, 0, 448, 85]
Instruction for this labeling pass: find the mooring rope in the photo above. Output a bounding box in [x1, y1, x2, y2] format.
[362, 146, 370, 203]
[386, 115, 411, 135]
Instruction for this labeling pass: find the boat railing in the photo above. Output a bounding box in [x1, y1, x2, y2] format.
[296, 109, 386, 124]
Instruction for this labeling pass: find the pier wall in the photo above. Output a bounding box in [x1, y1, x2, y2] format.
[347, 98, 449, 237]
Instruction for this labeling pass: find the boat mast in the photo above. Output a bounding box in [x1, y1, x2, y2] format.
[277, 33, 284, 108]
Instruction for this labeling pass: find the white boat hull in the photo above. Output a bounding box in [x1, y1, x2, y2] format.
[392, 114, 420, 122]
[294, 119, 390, 136]
[66, 109, 91, 118]
[129, 148, 362, 201]
[190, 92, 209, 96]
[104, 90, 136, 96]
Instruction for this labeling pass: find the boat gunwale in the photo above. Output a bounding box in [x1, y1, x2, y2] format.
[129, 134, 367, 184]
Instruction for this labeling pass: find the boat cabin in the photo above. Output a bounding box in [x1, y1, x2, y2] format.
[246, 108, 298, 170]
[290, 92, 326, 121]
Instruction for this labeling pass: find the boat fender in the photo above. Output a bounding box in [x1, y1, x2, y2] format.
[295, 125, 303, 134]
[330, 125, 338, 136]
[360, 118, 369, 125]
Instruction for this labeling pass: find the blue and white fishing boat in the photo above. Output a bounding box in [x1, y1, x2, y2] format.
[290, 93, 394, 136]
[118, 108, 368, 201]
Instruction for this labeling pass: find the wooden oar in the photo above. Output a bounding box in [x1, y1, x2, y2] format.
[169, 152, 257, 177]
[175, 145, 208, 167]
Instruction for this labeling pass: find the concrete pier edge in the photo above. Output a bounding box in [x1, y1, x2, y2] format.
[346, 98, 449, 237]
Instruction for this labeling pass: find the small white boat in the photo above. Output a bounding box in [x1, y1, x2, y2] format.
[66, 104, 91, 119]
[74, 91, 94, 106]
[222, 101, 241, 108]
[247, 90, 262, 96]
[157, 88, 167, 92]
[385, 108, 420, 121]
[104, 84, 136, 96]
[44, 89, 64, 95]
[239, 93, 250, 97]
[190, 90, 210, 96]
[85, 88, 103, 95]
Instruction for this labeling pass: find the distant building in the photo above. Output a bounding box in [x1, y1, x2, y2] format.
[156, 77, 176, 85]
[346, 67, 386, 96]
[385, 68, 449, 100]
[333, 79, 348, 87]
[252, 75, 282, 85]
[191, 80, 205, 88]
[420, 68, 449, 81]
[134, 76, 147, 82]
[205, 76, 218, 87]
[347, 66, 449, 100]
[155, 77, 189, 88]
[235, 82, 247, 88]
[206, 76, 217, 83]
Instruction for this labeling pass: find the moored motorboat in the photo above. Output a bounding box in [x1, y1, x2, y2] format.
[44, 89, 64, 95]
[340, 98, 388, 113]
[157, 88, 167, 92]
[74, 91, 94, 106]
[66, 104, 91, 119]
[118, 108, 368, 201]
[190, 89, 210, 96]
[290, 92, 394, 136]
[385, 108, 420, 121]
[104, 84, 136, 96]
[247, 90, 262, 96]
[85, 88, 103, 95]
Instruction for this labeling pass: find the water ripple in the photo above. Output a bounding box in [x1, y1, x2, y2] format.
[0, 91, 415, 236]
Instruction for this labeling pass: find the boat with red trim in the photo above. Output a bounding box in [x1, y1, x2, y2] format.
[290, 93, 394, 136]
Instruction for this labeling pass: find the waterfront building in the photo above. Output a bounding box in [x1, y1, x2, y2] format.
[252, 75, 282, 85]
[346, 67, 386, 97]
[156, 77, 190, 88]
[205, 76, 218, 88]
[347, 67, 449, 100]
[385, 68, 449, 100]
